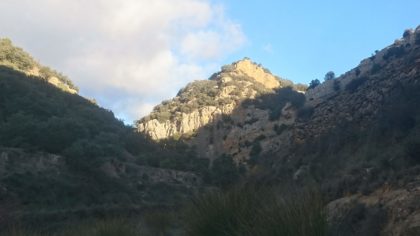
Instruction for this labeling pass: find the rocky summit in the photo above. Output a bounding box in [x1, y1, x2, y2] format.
[136, 58, 307, 162]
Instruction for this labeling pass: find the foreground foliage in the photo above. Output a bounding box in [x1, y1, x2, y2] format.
[184, 184, 327, 236]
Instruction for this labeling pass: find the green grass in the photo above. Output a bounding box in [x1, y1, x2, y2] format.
[184, 184, 328, 236]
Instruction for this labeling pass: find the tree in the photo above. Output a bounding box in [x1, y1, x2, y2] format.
[307, 79, 321, 90]
[324, 71, 335, 81]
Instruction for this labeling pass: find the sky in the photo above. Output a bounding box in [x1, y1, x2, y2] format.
[0, 0, 419, 124]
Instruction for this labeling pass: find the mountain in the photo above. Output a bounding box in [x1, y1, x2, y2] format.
[137, 58, 307, 162]
[0, 39, 205, 229]
[137, 26, 420, 235]
[2, 25, 420, 235]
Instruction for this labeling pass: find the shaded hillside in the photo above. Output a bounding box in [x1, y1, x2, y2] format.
[0, 44, 206, 229]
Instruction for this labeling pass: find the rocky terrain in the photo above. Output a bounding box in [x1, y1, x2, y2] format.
[1, 24, 420, 234]
[137, 58, 307, 162]
[137, 26, 420, 235]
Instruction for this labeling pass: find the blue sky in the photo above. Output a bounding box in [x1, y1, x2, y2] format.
[219, 0, 420, 83]
[0, 0, 419, 123]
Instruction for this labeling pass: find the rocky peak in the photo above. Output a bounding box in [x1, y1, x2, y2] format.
[220, 58, 281, 89]
[136, 59, 303, 141]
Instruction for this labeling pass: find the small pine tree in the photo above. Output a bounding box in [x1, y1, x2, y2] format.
[308, 79, 321, 90]
[324, 71, 335, 81]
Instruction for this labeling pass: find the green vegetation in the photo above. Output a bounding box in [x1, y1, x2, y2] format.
[243, 87, 306, 120]
[308, 79, 321, 90]
[274, 123, 289, 135]
[205, 155, 241, 188]
[324, 71, 335, 81]
[184, 184, 327, 236]
[370, 63, 382, 74]
[0, 38, 78, 92]
[140, 60, 306, 124]
[0, 65, 203, 228]
[383, 46, 405, 60]
[345, 76, 367, 93]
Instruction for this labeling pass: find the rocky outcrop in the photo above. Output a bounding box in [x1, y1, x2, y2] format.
[328, 180, 420, 236]
[137, 59, 300, 140]
[136, 59, 305, 162]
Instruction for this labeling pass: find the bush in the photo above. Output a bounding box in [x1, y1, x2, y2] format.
[250, 141, 262, 156]
[221, 64, 235, 72]
[208, 155, 240, 188]
[274, 124, 288, 135]
[184, 185, 327, 236]
[415, 33, 420, 45]
[308, 79, 321, 90]
[383, 46, 405, 60]
[371, 64, 382, 74]
[403, 29, 412, 38]
[247, 87, 305, 121]
[324, 71, 335, 81]
[345, 77, 367, 93]
[333, 80, 341, 91]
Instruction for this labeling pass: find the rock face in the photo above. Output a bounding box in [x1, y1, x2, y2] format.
[136, 59, 305, 162]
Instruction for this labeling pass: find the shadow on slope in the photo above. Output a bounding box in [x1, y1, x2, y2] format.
[0, 65, 204, 230]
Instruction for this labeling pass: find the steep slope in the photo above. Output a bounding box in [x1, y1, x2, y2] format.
[256, 27, 420, 235]
[0, 38, 78, 94]
[137, 26, 420, 235]
[137, 59, 307, 162]
[0, 41, 203, 228]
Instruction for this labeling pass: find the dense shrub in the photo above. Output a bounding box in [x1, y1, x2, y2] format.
[274, 123, 288, 135]
[333, 80, 341, 91]
[206, 155, 241, 188]
[383, 46, 405, 60]
[415, 33, 420, 45]
[345, 77, 367, 93]
[370, 63, 382, 74]
[324, 71, 335, 81]
[184, 185, 327, 236]
[308, 79, 321, 90]
[245, 87, 305, 121]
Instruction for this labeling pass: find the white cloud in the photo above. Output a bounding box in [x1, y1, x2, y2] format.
[0, 0, 245, 123]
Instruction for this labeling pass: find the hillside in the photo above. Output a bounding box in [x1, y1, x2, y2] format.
[137, 26, 420, 235]
[0, 40, 205, 230]
[1, 26, 420, 235]
[0, 38, 78, 94]
[137, 59, 307, 162]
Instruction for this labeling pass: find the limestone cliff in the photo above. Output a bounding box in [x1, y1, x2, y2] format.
[137, 59, 304, 139]
[136, 59, 306, 162]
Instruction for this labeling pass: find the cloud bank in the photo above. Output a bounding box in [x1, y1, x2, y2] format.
[0, 0, 245, 123]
